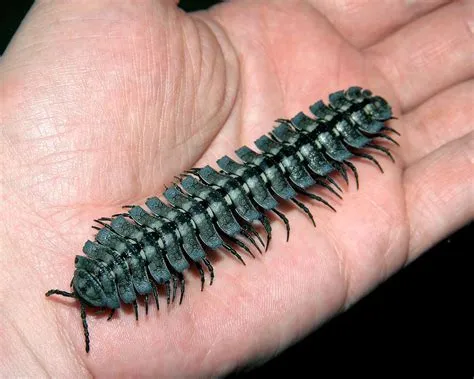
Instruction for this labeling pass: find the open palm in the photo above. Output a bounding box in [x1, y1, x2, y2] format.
[1, 0, 472, 377]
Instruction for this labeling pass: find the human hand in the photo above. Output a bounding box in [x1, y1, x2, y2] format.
[1, 0, 472, 376]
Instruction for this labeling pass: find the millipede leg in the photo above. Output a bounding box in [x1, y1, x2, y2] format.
[133, 301, 138, 320]
[228, 235, 255, 258]
[290, 198, 316, 227]
[275, 118, 296, 129]
[183, 169, 199, 177]
[260, 214, 272, 251]
[351, 151, 384, 173]
[94, 219, 111, 229]
[144, 295, 149, 316]
[241, 222, 265, 249]
[176, 173, 190, 179]
[373, 133, 400, 146]
[315, 178, 343, 200]
[240, 229, 262, 255]
[97, 217, 112, 222]
[166, 281, 171, 305]
[382, 126, 401, 136]
[80, 302, 91, 353]
[333, 162, 349, 185]
[202, 258, 214, 286]
[366, 143, 395, 162]
[45, 289, 76, 298]
[270, 208, 290, 242]
[269, 132, 279, 142]
[111, 212, 132, 218]
[343, 160, 359, 190]
[107, 309, 116, 321]
[172, 276, 178, 303]
[178, 274, 185, 305]
[325, 174, 343, 193]
[152, 285, 159, 310]
[295, 188, 336, 212]
[223, 243, 246, 265]
[195, 261, 205, 291]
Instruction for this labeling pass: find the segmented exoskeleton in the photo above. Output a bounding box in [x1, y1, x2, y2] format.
[46, 86, 399, 352]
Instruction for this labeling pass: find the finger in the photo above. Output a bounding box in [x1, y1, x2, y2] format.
[365, 0, 474, 112]
[399, 80, 474, 166]
[307, 0, 450, 48]
[0, 0, 178, 64]
[404, 131, 474, 262]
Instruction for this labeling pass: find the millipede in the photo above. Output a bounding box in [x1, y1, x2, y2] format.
[45, 86, 399, 353]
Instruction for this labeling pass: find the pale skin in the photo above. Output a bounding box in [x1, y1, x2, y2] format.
[0, 0, 472, 376]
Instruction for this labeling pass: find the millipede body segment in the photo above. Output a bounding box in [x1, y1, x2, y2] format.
[45, 87, 399, 352]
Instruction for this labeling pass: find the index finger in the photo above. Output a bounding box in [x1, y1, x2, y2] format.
[365, 0, 473, 112]
[306, 0, 451, 48]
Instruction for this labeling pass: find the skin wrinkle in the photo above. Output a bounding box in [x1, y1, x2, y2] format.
[181, 16, 198, 132]
[335, 38, 347, 87]
[200, 327, 221, 373]
[49, 303, 90, 378]
[143, 8, 158, 182]
[249, 8, 282, 119]
[3, 128, 70, 158]
[198, 13, 247, 152]
[174, 22, 186, 153]
[170, 21, 195, 167]
[408, 114, 440, 162]
[400, 160, 413, 268]
[4, 316, 49, 377]
[194, 20, 226, 151]
[133, 15, 147, 191]
[184, 14, 240, 163]
[11, 208, 66, 251]
[379, 203, 407, 279]
[33, 208, 85, 239]
[24, 149, 91, 169]
[319, 222, 350, 311]
[198, 21, 228, 156]
[188, 296, 218, 373]
[125, 27, 144, 199]
[406, 182, 438, 255]
[364, 49, 404, 112]
[111, 52, 130, 205]
[367, 53, 405, 85]
[5, 171, 66, 204]
[302, 0, 356, 53]
[338, 178, 405, 306]
[261, 5, 286, 109]
[158, 9, 172, 178]
[307, 0, 451, 49]
[153, 12, 165, 178]
[47, 299, 85, 377]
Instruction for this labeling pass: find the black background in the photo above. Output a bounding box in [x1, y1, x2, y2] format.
[1, 1, 471, 377]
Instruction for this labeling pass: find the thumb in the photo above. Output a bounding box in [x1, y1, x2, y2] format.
[0, 0, 239, 207]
